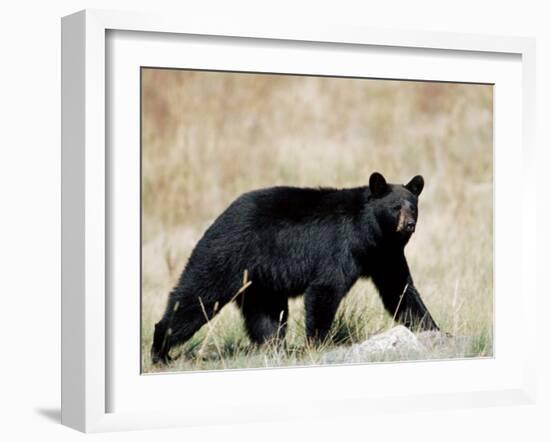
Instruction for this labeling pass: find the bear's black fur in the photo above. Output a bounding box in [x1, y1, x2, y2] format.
[151, 172, 439, 364]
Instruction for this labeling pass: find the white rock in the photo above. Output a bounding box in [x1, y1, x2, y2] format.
[321, 325, 427, 364]
[358, 325, 425, 353]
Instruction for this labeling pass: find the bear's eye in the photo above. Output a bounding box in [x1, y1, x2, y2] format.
[392, 204, 401, 211]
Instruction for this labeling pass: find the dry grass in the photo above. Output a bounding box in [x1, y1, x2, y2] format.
[140, 69, 493, 373]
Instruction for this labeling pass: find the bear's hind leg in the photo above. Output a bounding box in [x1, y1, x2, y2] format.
[304, 284, 346, 343]
[152, 290, 230, 364]
[151, 306, 208, 364]
[239, 290, 288, 344]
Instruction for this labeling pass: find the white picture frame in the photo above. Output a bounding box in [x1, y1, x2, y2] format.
[61, 9, 537, 433]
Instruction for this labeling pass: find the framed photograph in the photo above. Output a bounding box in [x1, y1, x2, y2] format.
[61, 9, 537, 432]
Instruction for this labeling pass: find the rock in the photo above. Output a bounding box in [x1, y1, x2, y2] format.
[321, 325, 428, 364]
[417, 330, 474, 357]
[319, 327, 479, 364]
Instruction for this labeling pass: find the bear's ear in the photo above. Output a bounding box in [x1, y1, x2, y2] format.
[369, 172, 388, 197]
[405, 175, 424, 196]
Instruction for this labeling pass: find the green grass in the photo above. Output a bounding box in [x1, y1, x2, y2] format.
[140, 70, 493, 373]
[142, 278, 493, 373]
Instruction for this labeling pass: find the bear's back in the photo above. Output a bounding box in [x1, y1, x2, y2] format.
[235, 186, 366, 226]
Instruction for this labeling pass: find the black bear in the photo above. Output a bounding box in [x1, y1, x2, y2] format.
[151, 172, 439, 364]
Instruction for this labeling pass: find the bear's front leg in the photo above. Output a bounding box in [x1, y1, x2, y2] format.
[304, 284, 346, 343]
[395, 283, 440, 331]
[371, 251, 439, 332]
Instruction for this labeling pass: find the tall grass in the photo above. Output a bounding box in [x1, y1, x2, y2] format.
[141, 69, 493, 373]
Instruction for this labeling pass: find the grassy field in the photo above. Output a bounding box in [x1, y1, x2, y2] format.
[141, 69, 493, 373]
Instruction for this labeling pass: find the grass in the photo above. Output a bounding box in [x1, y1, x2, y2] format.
[140, 69, 493, 373]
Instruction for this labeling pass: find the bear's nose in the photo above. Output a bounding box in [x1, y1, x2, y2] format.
[405, 222, 415, 233]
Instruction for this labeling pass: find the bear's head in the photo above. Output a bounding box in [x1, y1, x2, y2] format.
[368, 172, 424, 244]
